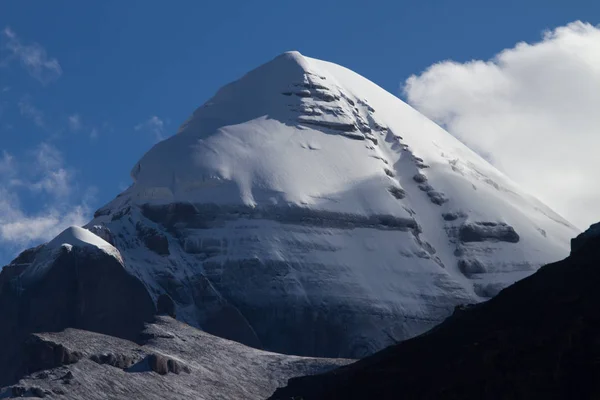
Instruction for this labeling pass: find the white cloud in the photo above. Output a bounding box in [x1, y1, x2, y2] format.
[68, 114, 81, 132]
[18, 97, 44, 127]
[0, 196, 88, 245]
[32, 142, 62, 170]
[135, 115, 165, 141]
[403, 21, 600, 230]
[0, 143, 94, 257]
[1, 26, 62, 84]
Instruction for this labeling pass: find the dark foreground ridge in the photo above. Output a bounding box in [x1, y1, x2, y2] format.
[271, 223, 600, 400]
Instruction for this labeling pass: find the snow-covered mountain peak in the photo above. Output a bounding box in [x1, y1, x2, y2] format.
[18, 226, 123, 283]
[126, 50, 391, 210]
[120, 52, 406, 216]
[46, 226, 117, 253]
[87, 52, 580, 357]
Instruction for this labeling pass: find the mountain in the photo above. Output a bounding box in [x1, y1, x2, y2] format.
[0, 51, 577, 372]
[270, 222, 600, 399]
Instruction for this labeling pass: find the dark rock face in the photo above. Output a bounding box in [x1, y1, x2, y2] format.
[200, 258, 421, 359]
[144, 353, 190, 375]
[136, 223, 170, 255]
[442, 211, 466, 221]
[189, 273, 263, 350]
[270, 226, 600, 400]
[459, 221, 520, 243]
[23, 335, 83, 373]
[156, 294, 176, 318]
[473, 282, 505, 298]
[9, 385, 51, 398]
[5, 245, 44, 267]
[0, 247, 156, 386]
[154, 272, 191, 305]
[387, 186, 406, 200]
[457, 258, 486, 276]
[141, 203, 419, 235]
[571, 222, 600, 254]
[88, 225, 116, 246]
[90, 352, 137, 369]
[147, 354, 169, 375]
[412, 173, 427, 183]
[427, 190, 448, 206]
[0, 246, 43, 297]
[298, 118, 358, 133]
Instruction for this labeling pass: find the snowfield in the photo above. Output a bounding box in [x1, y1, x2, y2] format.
[37, 51, 579, 358]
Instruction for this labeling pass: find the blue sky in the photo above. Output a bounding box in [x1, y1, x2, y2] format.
[1, 0, 599, 265]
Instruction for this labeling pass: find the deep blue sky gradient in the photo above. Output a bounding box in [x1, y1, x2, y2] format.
[0, 0, 598, 262]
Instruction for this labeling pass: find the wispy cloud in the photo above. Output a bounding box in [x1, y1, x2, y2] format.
[1, 26, 62, 84]
[0, 150, 15, 176]
[18, 96, 44, 127]
[135, 115, 166, 141]
[68, 114, 81, 132]
[403, 21, 600, 229]
[0, 144, 95, 258]
[67, 114, 103, 140]
[28, 143, 72, 197]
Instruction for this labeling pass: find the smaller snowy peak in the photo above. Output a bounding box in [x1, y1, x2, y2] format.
[20, 226, 123, 283]
[46, 226, 118, 254]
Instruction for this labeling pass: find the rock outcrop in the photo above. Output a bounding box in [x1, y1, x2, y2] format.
[0, 317, 348, 400]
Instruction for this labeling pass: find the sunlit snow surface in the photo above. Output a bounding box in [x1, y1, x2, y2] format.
[84, 52, 578, 358]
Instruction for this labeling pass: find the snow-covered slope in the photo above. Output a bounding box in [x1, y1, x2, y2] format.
[80, 51, 579, 358]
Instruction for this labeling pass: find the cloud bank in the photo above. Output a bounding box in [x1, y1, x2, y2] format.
[404, 21, 600, 229]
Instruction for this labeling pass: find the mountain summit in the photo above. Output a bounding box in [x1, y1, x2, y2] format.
[2, 52, 578, 363]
